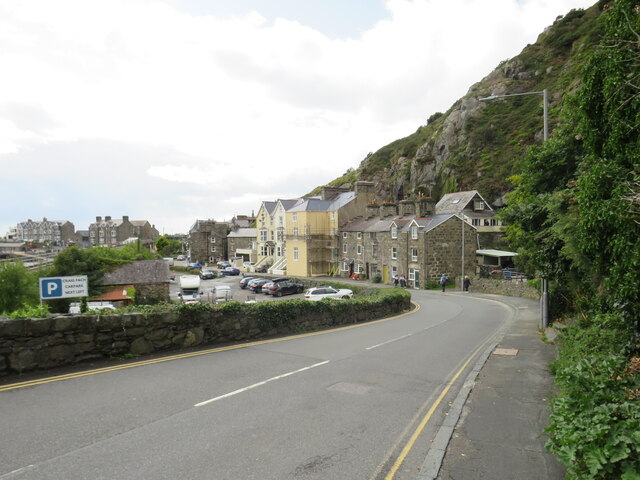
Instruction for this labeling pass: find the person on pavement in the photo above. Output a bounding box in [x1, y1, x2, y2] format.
[463, 275, 471, 292]
[439, 274, 449, 292]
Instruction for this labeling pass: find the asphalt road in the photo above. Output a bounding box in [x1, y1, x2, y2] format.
[0, 290, 512, 480]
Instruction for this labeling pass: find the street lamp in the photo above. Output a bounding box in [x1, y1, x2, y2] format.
[479, 88, 548, 141]
[479, 88, 549, 328]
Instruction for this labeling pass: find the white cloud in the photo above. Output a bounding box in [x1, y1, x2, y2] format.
[0, 0, 596, 235]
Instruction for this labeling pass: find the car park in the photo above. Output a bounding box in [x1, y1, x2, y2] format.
[266, 281, 305, 297]
[199, 269, 216, 280]
[304, 286, 354, 301]
[221, 266, 240, 276]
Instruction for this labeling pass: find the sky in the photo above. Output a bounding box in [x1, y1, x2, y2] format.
[0, 0, 596, 236]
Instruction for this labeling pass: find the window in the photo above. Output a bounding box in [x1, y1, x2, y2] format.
[392, 266, 398, 278]
[355, 263, 363, 274]
[411, 248, 418, 262]
[270, 231, 274, 240]
[211, 246, 216, 252]
[391, 247, 397, 259]
[409, 268, 415, 281]
[331, 212, 335, 220]
[279, 216, 283, 226]
[474, 200, 485, 210]
[343, 232, 347, 238]
[211, 237, 216, 243]
[292, 213, 297, 222]
[343, 243, 348, 254]
[342, 261, 349, 271]
[472, 219, 481, 226]
[111, 229, 116, 237]
[293, 247, 299, 261]
[391, 226, 397, 239]
[372, 245, 378, 257]
[356, 232, 362, 240]
[277, 246, 282, 257]
[260, 245, 268, 256]
[260, 230, 267, 241]
[357, 245, 362, 255]
[411, 226, 418, 240]
[293, 227, 299, 237]
[370, 232, 376, 240]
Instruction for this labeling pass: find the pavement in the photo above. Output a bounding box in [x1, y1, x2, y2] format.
[424, 293, 565, 480]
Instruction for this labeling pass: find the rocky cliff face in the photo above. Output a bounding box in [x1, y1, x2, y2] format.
[326, 3, 604, 207]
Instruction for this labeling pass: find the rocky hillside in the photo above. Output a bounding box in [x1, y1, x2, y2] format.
[316, 1, 606, 207]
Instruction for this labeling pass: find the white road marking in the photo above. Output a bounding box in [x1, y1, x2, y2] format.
[194, 361, 330, 407]
[0, 465, 35, 479]
[366, 334, 412, 350]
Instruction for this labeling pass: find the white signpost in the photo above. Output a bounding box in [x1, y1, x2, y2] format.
[39, 275, 89, 300]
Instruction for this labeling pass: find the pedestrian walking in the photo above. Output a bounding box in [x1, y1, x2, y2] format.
[439, 274, 449, 292]
[394, 275, 399, 287]
[399, 275, 406, 288]
[463, 275, 471, 292]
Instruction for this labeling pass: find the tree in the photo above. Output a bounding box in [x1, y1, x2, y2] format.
[0, 262, 39, 314]
[155, 236, 183, 257]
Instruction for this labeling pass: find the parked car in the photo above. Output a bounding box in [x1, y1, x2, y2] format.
[260, 281, 275, 294]
[267, 281, 305, 297]
[69, 302, 117, 314]
[199, 269, 216, 280]
[216, 260, 231, 269]
[221, 266, 240, 276]
[240, 276, 259, 289]
[262, 277, 289, 295]
[248, 278, 270, 293]
[176, 254, 186, 261]
[304, 286, 354, 301]
[255, 265, 269, 273]
[243, 261, 254, 269]
[188, 261, 202, 269]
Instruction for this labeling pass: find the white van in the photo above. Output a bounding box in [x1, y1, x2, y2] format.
[210, 285, 232, 303]
[69, 302, 116, 314]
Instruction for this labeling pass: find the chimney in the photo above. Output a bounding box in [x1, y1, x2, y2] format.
[399, 201, 415, 216]
[366, 204, 378, 219]
[105, 216, 112, 222]
[123, 215, 129, 222]
[379, 203, 397, 218]
[96, 216, 102, 222]
[354, 181, 375, 195]
[416, 198, 436, 216]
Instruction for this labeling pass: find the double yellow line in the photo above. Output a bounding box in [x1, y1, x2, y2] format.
[1, 302, 419, 392]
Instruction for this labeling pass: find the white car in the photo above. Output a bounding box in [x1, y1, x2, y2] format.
[304, 286, 354, 301]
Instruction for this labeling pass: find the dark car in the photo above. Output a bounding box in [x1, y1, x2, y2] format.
[188, 261, 202, 269]
[239, 276, 259, 289]
[267, 281, 304, 297]
[262, 277, 289, 295]
[248, 278, 270, 293]
[220, 267, 240, 276]
[199, 269, 216, 280]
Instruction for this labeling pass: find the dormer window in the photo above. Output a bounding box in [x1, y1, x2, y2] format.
[391, 225, 398, 239]
[474, 200, 485, 210]
[411, 226, 418, 240]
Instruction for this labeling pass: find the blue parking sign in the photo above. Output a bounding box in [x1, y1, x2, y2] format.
[40, 278, 63, 298]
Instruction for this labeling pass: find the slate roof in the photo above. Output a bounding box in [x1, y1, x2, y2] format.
[435, 190, 493, 214]
[263, 201, 277, 215]
[288, 192, 356, 212]
[401, 214, 455, 233]
[278, 199, 300, 211]
[228, 228, 257, 238]
[341, 214, 460, 233]
[100, 260, 169, 286]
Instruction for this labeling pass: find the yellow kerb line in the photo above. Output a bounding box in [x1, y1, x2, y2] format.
[384, 339, 486, 480]
[1, 302, 419, 392]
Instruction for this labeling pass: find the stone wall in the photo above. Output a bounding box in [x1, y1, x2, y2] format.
[468, 277, 539, 299]
[0, 292, 410, 376]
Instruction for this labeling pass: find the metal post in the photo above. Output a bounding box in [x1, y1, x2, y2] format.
[542, 88, 549, 141]
[541, 278, 549, 329]
[461, 214, 465, 292]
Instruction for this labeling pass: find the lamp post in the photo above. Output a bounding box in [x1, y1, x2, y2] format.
[479, 88, 549, 328]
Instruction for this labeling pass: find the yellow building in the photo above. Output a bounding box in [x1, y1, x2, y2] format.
[285, 183, 376, 277]
[254, 201, 277, 271]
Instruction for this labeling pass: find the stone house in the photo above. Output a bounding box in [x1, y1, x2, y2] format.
[88, 215, 157, 247]
[99, 260, 170, 304]
[339, 207, 477, 287]
[188, 219, 229, 265]
[227, 227, 257, 264]
[16, 218, 76, 246]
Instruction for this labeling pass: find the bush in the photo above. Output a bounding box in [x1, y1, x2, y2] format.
[372, 274, 382, 284]
[7, 304, 50, 319]
[546, 314, 640, 479]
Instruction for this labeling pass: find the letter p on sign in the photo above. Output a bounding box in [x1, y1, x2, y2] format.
[40, 278, 63, 299]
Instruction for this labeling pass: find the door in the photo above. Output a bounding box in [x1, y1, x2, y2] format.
[414, 270, 420, 289]
[383, 265, 388, 284]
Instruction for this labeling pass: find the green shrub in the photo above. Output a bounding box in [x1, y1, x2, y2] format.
[371, 274, 382, 284]
[7, 303, 50, 319]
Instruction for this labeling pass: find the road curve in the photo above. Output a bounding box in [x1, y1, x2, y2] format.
[0, 291, 515, 480]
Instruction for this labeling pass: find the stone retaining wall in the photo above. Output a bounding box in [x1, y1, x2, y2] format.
[0, 293, 410, 376]
[469, 277, 539, 299]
